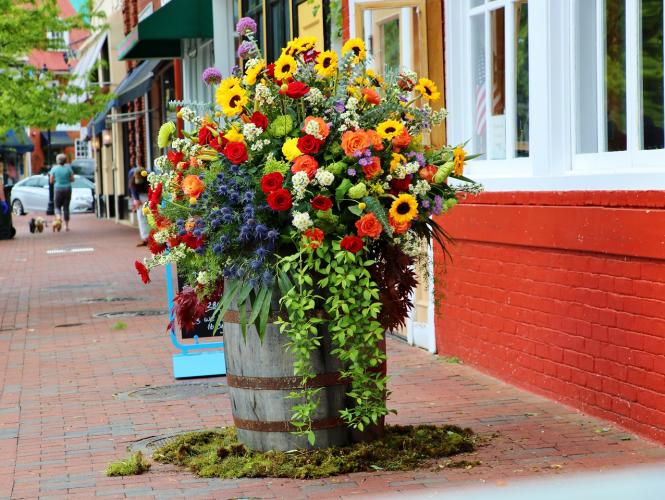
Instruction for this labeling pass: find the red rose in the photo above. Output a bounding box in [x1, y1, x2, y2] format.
[340, 235, 363, 254]
[303, 227, 324, 248]
[198, 125, 215, 146]
[261, 172, 284, 193]
[167, 150, 184, 165]
[267, 188, 293, 211]
[134, 260, 151, 284]
[250, 111, 269, 130]
[266, 63, 275, 79]
[297, 134, 323, 154]
[181, 232, 205, 249]
[281, 81, 310, 99]
[310, 195, 333, 211]
[390, 175, 412, 195]
[223, 141, 248, 164]
[210, 135, 228, 153]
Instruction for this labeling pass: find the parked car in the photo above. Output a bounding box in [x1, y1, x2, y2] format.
[10, 175, 95, 215]
[70, 159, 96, 183]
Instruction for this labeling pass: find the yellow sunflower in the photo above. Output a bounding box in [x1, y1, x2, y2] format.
[315, 50, 338, 78]
[224, 126, 245, 143]
[376, 119, 405, 141]
[274, 53, 298, 80]
[341, 38, 366, 62]
[217, 86, 248, 117]
[390, 152, 406, 173]
[389, 194, 419, 225]
[415, 78, 441, 102]
[282, 38, 301, 56]
[453, 145, 466, 176]
[218, 76, 242, 92]
[296, 36, 317, 53]
[243, 59, 265, 86]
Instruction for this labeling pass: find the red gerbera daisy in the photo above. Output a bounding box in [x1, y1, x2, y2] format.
[134, 260, 150, 284]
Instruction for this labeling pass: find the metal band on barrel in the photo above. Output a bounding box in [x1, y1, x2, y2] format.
[226, 372, 346, 390]
[233, 415, 345, 432]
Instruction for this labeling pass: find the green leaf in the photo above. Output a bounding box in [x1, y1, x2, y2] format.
[335, 178, 353, 202]
[347, 205, 363, 216]
[363, 196, 393, 237]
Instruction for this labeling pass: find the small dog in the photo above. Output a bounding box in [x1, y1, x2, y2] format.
[52, 217, 62, 232]
[35, 217, 45, 233]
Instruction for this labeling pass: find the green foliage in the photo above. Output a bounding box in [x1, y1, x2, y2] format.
[152, 425, 476, 479]
[0, 0, 112, 135]
[105, 451, 151, 476]
[276, 240, 390, 442]
[111, 321, 127, 331]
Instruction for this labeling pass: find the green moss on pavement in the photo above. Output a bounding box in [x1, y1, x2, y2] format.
[105, 451, 151, 476]
[151, 425, 476, 479]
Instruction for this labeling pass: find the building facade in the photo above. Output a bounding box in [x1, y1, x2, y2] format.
[341, 0, 665, 444]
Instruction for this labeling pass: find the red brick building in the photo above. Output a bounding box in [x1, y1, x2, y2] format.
[344, 0, 665, 444]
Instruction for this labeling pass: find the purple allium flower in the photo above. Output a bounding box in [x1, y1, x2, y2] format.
[433, 195, 444, 215]
[236, 17, 257, 35]
[237, 41, 254, 59]
[201, 67, 222, 86]
[347, 168, 357, 176]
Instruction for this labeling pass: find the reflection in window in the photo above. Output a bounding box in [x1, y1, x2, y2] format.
[382, 18, 400, 72]
[606, 0, 627, 151]
[490, 8, 506, 159]
[641, 0, 664, 150]
[515, 2, 529, 157]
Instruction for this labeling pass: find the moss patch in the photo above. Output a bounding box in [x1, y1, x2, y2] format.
[105, 451, 151, 476]
[151, 425, 476, 479]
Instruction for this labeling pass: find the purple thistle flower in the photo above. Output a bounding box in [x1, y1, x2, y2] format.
[236, 17, 257, 35]
[237, 41, 254, 59]
[201, 67, 222, 86]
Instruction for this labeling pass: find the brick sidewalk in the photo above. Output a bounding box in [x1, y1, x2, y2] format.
[1, 214, 664, 499]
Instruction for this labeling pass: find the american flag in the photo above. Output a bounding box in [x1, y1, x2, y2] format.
[474, 54, 486, 137]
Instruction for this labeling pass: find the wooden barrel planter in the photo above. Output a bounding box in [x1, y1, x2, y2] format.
[223, 305, 351, 452]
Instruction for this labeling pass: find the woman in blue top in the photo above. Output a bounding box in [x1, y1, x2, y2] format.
[49, 154, 74, 231]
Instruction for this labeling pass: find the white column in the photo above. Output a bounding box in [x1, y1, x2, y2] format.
[212, 0, 236, 76]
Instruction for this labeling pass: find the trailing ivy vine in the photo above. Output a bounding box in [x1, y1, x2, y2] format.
[277, 239, 389, 444]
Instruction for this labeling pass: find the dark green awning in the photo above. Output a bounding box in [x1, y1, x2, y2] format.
[0, 129, 34, 154]
[118, 0, 213, 61]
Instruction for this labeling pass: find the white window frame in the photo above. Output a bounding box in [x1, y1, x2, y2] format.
[570, 0, 665, 172]
[75, 139, 91, 159]
[445, 0, 665, 191]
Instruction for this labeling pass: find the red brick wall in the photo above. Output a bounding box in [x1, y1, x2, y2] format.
[434, 191, 665, 443]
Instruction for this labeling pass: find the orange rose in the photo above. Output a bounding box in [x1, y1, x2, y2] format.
[389, 215, 411, 235]
[361, 88, 380, 105]
[303, 116, 330, 139]
[362, 156, 382, 180]
[341, 130, 371, 157]
[182, 174, 205, 198]
[355, 213, 383, 239]
[392, 128, 411, 150]
[291, 154, 319, 179]
[366, 129, 384, 151]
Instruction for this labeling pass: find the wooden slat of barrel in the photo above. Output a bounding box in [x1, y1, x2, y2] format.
[223, 302, 351, 451]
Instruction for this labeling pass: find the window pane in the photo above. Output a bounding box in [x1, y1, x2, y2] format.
[575, 0, 627, 153]
[470, 14, 487, 159]
[470, 0, 484, 7]
[489, 7, 506, 160]
[515, 1, 529, 157]
[641, 0, 664, 150]
[605, 0, 627, 151]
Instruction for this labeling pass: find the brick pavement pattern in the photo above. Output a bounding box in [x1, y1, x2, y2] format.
[1, 214, 664, 499]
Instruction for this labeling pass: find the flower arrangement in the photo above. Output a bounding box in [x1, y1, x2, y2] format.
[136, 19, 480, 444]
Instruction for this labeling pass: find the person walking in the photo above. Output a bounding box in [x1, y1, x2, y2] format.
[49, 154, 74, 231]
[128, 165, 149, 246]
